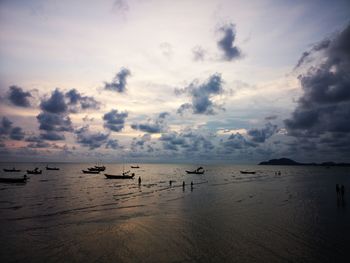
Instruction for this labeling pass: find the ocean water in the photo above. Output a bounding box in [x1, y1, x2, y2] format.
[0, 163, 349, 263]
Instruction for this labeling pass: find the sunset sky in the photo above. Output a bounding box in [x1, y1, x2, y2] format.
[0, 0, 349, 163]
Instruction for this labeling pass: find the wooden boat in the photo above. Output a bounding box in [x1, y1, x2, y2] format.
[186, 167, 205, 174]
[0, 176, 27, 183]
[82, 170, 100, 174]
[104, 173, 135, 179]
[240, 171, 256, 174]
[3, 168, 21, 172]
[46, 165, 59, 170]
[27, 168, 42, 174]
[89, 165, 106, 171]
[131, 165, 140, 168]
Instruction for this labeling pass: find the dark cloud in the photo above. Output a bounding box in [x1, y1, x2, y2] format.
[106, 139, 120, 150]
[248, 123, 278, 143]
[217, 23, 241, 61]
[223, 133, 257, 150]
[131, 134, 152, 151]
[160, 130, 215, 153]
[40, 132, 65, 141]
[285, 24, 350, 141]
[0, 117, 12, 135]
[65, 89, 100, 112]
[295, 39, 331, 69]
[7, 85, 32, 107]
[131, 113, 169, 133]
[37, 112, 73, 133]
[27, 141, 50, 148]
[104, 68, 131, 93]
[192, 46, 206, 61]
[40, 89, 67, 114]
[176, 74, 224, 115]
[103, 109, 128, 132]
[37, 88, 98, 141]
[25, 136, 50, 147]
[0, 117, 25, 141]
[265, 115, 278, 121]
[75, 126, 109, 149]
[9, 127, 25, 140]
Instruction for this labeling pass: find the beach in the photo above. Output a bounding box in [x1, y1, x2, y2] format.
[0, 163, 349, 262]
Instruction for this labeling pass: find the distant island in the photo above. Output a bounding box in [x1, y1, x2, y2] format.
[259, 158, 350, 167]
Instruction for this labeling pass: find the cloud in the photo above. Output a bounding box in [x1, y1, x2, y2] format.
[40, 88, 67, 114]
[223, 133, 257, 150]
[247, 123, 278, 143]
[103, 109, 128, 132]
[106, 139, 120, 149]
[217, 23, 241, 61]
[160, 42, 173, 58]
[160, 130, 215, 153]
[37, 88, 98, 141]
[40, 132, 65, 141]
[295, 39, 331, 69]
[0, 117, 25, 141]
[104, 68, 131, 93]
[176, 74, 224, 115]
[7, 85, 32, 107]
[75, 126, 110, 150]
[65, 89, 100, 112]
[131, 134, 152, 151]
[25, 136, 50, 147]
[285, 24, 350, 140]
[192, 46, 206, 61]
[113, 0, 129, 13]
[0, 117, 12, 135]
[131, 112, 169, 133]
[265, 115, 278, 121]
[37, 112, 73, 133]
[9, 127, 25, 140]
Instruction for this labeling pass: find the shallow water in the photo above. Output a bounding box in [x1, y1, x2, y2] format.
[0, 163, 349, 262]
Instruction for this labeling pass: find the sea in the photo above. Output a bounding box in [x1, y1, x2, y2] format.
[0, 163, 349, 263]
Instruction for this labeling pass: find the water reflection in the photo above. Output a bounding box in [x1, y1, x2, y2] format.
[0, 163, 349, 262]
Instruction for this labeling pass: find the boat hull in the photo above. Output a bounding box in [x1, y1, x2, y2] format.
[27, 170, 42, 174]
[104, 174, 135, 179]
[186, 171, 205, 174]
[82, 170, 100, 174]
[240, 171, 256, 174]
[0, 177, 27, 183]
[46, 167, 59, 170]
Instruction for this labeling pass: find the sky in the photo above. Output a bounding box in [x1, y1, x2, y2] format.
[0, 0, 349, 163]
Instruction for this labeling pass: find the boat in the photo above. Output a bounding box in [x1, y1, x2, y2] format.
[27, 168, 42, 174]
[91, 165, 106, 171]
[82, 170, 100, 174]
[46, 165, 59, 170]
[186, 167, 205, 174]
[240, 171, 256, 174]
[0, 175, 27, 183]
[3, 168, 21, 172]
[104, 172, 135, 179]
[131, 165, 140, 168]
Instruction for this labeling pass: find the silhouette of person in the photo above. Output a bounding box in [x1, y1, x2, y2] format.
[169, 180, 172, 187]
[336, 184, 340, 197]
[191, 181, 193, 191]
[182, 181, 185, 188]
[138, 176, 141, 185]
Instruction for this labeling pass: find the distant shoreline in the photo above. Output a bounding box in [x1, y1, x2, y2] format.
[259, 158, 350, 167]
